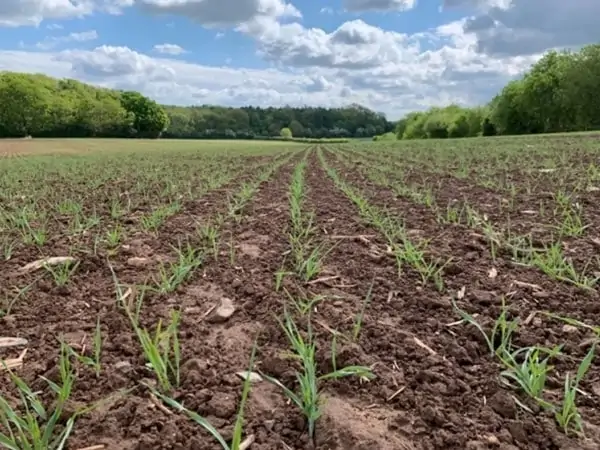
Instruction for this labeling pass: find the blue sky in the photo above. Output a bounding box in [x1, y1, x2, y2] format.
[0, 0, 597, 118]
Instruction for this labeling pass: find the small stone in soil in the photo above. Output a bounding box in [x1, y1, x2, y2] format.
[207, 297, 236, 323]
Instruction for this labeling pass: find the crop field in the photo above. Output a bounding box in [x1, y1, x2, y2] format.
[1, 136, 599, 450]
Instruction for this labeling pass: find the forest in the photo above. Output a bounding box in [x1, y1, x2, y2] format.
[393, 44, 600, 140]
[1, 43, 599, 140]
[0, 72, 392, 139]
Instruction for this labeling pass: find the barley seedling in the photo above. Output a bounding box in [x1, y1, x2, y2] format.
[285, 289, 327, 316]
[274, 268, 292, 292]
[43, 260, 80, 287]
[261, 308, 374, 440]
[105, 224, 123, 248]
[228, 235, 236, 266]
[197, 222, 220, 260]
[0, 280, 37, 318]
[555, 203, 588, 237]
[500, 345, 562, 406]
[57, 199, 82, 216]
[133, 309, 181, 392]
[352, 280, 374, 342]
[109, 263, 147, 323]
[152, 242, 203, 294]
[1, 237, 16, 261]
[150, 345, 257, 450]
[528, 243, 598, 290]
[452, 296, 518, 358]
[296, 244, 333, 282]
[67, 318, 102, 378]
[555, 343, 596, 435]
[0, 343, 77, 450]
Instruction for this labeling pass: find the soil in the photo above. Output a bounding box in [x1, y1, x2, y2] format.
[1, 146, 599, 450]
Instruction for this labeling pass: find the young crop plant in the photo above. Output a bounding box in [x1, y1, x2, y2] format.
[150, 345, 258, 450]
[499, 345, 562, 408]
[132, 309, 182, 392]
[1, 281, 36, 318]
[453, 297, 598, 434]
[66, 318, 103, 378]
[104, 224, 124, 249]
[526, 242, 598, 290]
[43, 259, 80, 287]
[0, 343, 79, 450]
[152, 241, 203, 294]
[227, 183, 254, 222]
[140, 202, 181, 233]
[286, 157, 334, 281]
[261, 307, 374, 441]
[197, 221, 221, 261]
[452, 296, 519, 359]
[352, 280, 374, 342]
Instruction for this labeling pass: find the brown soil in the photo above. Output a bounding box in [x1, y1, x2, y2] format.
[1, 147, 599, 450]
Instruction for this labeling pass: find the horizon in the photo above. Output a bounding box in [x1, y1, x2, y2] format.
[0, 0, 596, 120]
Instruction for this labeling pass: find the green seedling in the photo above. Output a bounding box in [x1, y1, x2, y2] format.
[500, 345, 562, 405]
[261, 308, 374, 440]
[452, 296, 518, 358]
[133, 309, 181, 392]
[284, 289, 327, 316]
[555, 343, 596, 435]
[150, 345, 258, 450]
[528, 243, 598, 290]
[67, 318, 103, 378]
[197, 223, 220, 260]
[43, 260, 80, 287]
[152, 242, 203, 294]
[352, 280, 374, 342]
[1, 238, 16, 261]
[296, 244, 334, 282]
[274, 268, 293, 292]
[0, 343, 77, 450]
[1, 280, 37, 317]
[105, 225, 123, 248]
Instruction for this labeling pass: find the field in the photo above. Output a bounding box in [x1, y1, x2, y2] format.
[1, 136, 599, 450]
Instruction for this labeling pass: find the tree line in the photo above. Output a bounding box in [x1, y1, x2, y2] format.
[0, 71, 393, 139]
[394, 44, 600, 140]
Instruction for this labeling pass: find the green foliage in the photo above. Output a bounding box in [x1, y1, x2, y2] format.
[372, 131, 397, 141]
[0, 72, 393, 140]
[280, 127, 293, 139]
[0, 72, 145, 138]
[396, 44, 600, 139]
[120, 91, 169, 138]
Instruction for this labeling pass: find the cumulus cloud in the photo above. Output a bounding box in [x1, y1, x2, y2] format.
[36, 30, 99, 50]
[0, 0, 92, 26]
[445, 0, 600, 56]
[252, 20, 423, 69]
[343, 0, 416, 12]
[137, 0, 300, 27]
[153, 43, 187, 55]
[0, 0, 133, 26]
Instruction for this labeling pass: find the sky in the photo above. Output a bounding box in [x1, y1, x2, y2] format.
[0, 1, 598, 119]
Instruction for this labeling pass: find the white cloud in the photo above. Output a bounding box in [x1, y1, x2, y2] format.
[46, 23, 64, 30]
[0, 0, 92, 26]
[444, 0, 600, 56]
[2, 0, 597, 120]
[320, 7, 334, 14]
[153, 43, 187, 55]
[0, 29, 537, 120]
[343, 0, 416, 12]
[137, 0, 300, 27]
[36, 30, 99, 50]
[0, 0, 133, 27]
